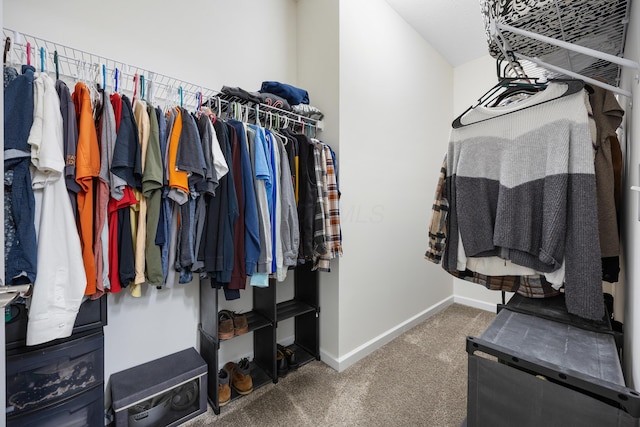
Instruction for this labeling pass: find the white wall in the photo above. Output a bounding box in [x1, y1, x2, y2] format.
[335, 0, 454, 369]
[620, 0, 640, 389]
[4, 0, 299, 402]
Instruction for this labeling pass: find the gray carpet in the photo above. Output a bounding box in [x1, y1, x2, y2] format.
[184, 303, 495, 427]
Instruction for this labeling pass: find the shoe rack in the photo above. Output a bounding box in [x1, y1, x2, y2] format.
[198, 263, 320, 415]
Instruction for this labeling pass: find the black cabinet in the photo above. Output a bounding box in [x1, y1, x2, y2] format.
[5, 297, 107, 426]
[199, 263, 320, 414]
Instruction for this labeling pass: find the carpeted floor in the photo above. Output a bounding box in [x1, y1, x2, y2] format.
[184, 303, 495, 427]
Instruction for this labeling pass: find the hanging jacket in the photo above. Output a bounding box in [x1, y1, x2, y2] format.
[294, 133, 317, 261]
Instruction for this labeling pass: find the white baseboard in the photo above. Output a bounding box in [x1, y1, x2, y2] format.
[453, 295, 497, 313]
[320, 296, 455, 372]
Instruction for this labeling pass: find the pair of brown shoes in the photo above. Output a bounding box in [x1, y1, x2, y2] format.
[218, 310, 248, 340]
[220, 358, 253, 402]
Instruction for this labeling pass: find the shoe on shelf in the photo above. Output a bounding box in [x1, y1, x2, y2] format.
[278, 344, 300, 370]
[277, 349, 289, 378]
[219, 309, 249, 337]
[224, 358, 254, 395]
[218, 369, 231, 407]
[218, 311, 235, 340]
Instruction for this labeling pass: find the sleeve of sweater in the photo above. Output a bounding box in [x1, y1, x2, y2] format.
[562, 99, 604, 320]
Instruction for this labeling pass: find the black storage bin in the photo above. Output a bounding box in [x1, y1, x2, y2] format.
[6, 331, 104, 418]
[110, 347, 207, 427]
[5, 296, 107, 350]
[7, 383, 103, 427]
[466, 307, 640, 427]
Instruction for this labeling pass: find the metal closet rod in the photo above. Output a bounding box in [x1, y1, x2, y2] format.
[3, 28, 322, 130]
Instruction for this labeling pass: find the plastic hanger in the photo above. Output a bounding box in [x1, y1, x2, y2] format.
[179, 86, 184, 108]
[54, 50, 59, 80]
[132, 73, 139, 101]
[114, 67, 120, 93]
[451, 79, 585, 129]
[3, 37, 11, 64]
[39, 47, 45, 73]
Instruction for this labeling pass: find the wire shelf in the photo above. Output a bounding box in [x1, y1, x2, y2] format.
[2, 28, 322, 132]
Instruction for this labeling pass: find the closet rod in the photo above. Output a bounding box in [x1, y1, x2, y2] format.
[514, 52, 633, 98]
[3, 28, 322, 131]
[495, 22, 640, 72]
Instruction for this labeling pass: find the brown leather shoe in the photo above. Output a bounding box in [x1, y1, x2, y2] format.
[232, 312, 248, 336]
[224, 359, 253, 395]
[219, 310, 249, 336]
[218, 369, 231, 407]
[218, 311, 234, 340]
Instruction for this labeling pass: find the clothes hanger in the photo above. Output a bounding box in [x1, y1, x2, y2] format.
[451, 78, 585, 129]
[54, 50, 59, 80]
[3, 37, 11, 64]
[487, 78, 547, 107]
[39, 47, 45, 73]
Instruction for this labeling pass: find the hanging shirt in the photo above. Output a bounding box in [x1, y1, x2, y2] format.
[247, 125, 272, 276]
[207, 120, 239, 299]
[144, 103, 164, 287]
[167, 107, 189, 204]
[55, 80, 81, 218]
[72, 81, 101, 295]
[94, 90, 117, 298]
[27, 72, 86, 345]
[311, 140, 328, 269]
[228, 120, 260, 287]
[111, 95, 142, 192]
[132, 99, 151, 296]
[277, 135, 300, 275]
[4, 65, 37, 286]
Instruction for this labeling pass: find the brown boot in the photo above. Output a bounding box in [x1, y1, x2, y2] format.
[224, 358, 253, 395]
[218, 311, 234, 340]
[218, 369, 231, 407]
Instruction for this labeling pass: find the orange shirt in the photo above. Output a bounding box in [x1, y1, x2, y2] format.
[72, 82, 101, 295]
[167, 108, 189, 197]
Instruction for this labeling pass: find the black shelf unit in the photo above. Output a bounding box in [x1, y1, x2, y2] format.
[198, 263, 320, 415]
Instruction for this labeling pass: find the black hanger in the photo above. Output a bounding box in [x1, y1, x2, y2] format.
[452, 79, 585, 129]
[488, 80, 546, 107]
[3, 37, 11, 64]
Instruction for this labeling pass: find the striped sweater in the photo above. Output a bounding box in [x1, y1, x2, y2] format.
[444, 83, 603, 320]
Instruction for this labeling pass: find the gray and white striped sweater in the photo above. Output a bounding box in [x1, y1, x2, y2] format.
[444, 83, 603, 320]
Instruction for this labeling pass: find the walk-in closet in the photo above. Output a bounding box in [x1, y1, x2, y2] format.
[2, 0, 640, 426]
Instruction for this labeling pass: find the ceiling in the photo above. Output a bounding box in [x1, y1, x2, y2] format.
[385, 0, 489, 67]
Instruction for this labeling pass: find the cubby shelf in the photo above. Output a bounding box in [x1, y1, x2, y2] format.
[198, 264, 320, 415]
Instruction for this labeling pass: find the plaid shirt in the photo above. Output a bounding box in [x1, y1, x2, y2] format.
[314, 144, 343, 271]
[312, 141, 328, 269]
[425, 154, 560, 298]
